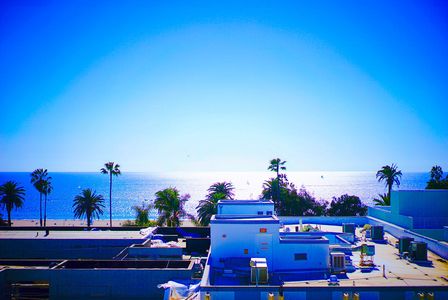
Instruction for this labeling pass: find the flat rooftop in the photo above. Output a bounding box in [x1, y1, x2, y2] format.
[206, 224, 448, 288]
[0, 230, 147, 240]
[283, 232, 448, 288]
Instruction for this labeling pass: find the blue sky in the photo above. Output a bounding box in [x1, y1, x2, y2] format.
[1, 1, 447, 172]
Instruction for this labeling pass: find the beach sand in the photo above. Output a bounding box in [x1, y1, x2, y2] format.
[7, 219, 196, 227]
[9, 219, 120, 227]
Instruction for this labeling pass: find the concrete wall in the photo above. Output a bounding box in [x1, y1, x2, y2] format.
[370, 190, 448, 230]
[392, 190, 448, 217]
[445, 226, 448, 242]
[279, 216, 370, 226]
[210, 222, 279, 269]
[412, 229, 446, 241]
[49, 268, 193, 299]
[368, 206, 414, 229]
[0, 238, 143, 259]
[1, 266, 194, 299]
[127, 246, 183, 259]
[273, 241, 329, 272]
[218, 201, 274, 216]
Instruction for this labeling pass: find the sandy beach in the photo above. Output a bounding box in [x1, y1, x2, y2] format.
[5, 219, 196, 227]
[8, 219, 124, 227]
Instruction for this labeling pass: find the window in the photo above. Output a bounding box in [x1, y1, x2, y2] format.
[259, 228, 267, 233]
[267, 211, 273, 216]
[257, 211, 263, 215]
[244, 249, 249, 254]
[294, 253, 307, 260]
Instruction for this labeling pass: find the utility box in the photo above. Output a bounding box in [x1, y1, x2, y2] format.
[371, 226, 384, 241]
[398, 236, 414, 254]
[250, 258, 268, 284]
[410, 241, 427, 261]
[342, 223, 356, 235]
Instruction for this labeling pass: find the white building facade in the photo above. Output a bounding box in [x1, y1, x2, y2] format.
[210, 200, 329, 273]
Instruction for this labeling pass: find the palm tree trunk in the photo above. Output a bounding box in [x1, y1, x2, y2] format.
[7, 208, 11, 227]
[388, 184, 392, 199]
[276, 168, 281, 214]
[39, 193, 43, 227]
[44, 194, 47, 227]
[87, 212, 91, 228]
[109, 173, 112, 228]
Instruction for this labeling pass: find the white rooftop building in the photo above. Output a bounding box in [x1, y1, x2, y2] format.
[209, 200, 329, 276]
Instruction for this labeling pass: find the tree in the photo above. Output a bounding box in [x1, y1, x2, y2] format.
[100, 162, 121, 227]
[30, 168, 50, 227]
[73, 189, 105, 228]
[154, 187, 192, 227]
[261, 180, 327, 216]
[261, 177, 288, 213]
[196, 181, 235, 226]
[132, 202, 154, 226]
[267, 158, 287, 214]
[196, 192, 226, 226]
[327, 194, 367, 216]
[426, 165, 448, 189]
[42, 178, 53, 227]
[430, 165, 443, 182]
[376, 164, 402, 199]
[0, 181, 26, 226]
[286, 187, 327, 216]
[207, 182, 235, 200]
[373, 193, 390, 206]
[268, 158, 287, 177]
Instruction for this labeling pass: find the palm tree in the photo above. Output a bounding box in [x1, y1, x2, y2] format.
[42, 178, 53, 227]
[30, 168, 49, 226]
[267, 158, 287, 213]
[132, 202, 153, 226]
[373, 193, 390, 206]
[376, 164, 402, 199]
[268, 158, 287, 178]
[73, 188, 105, 228]
[0, 181, 26, 226]
[196, 192, 226, 226]
[154, 187, 191, 227]
[207, 182, 235, 200]
[261, 178, 282, 201]
[100, 162, 121, 227]
[430, 165, 443, 182]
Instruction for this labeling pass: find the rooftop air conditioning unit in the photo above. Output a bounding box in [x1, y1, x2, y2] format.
[250, 258, 268, 284]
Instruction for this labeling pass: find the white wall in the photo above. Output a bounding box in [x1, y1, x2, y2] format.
[273, 242, 329, 271]
[210, 220, 329, 272]
[210, 221, 279, 269]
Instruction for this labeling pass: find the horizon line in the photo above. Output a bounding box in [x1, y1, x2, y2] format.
[0, 170, 431, 173]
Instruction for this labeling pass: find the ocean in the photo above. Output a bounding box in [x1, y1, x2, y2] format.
[0, 171, 430, 221]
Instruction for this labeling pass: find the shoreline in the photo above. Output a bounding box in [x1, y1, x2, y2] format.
[6, 219, 125, 227]
[3, 219, 196, 227]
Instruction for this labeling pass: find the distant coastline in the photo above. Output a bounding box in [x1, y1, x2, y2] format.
[0, 171, 429, 220]
[3, 219, 196, 227]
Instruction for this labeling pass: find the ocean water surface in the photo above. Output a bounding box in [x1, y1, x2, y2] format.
[0, 172, 429, 220]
